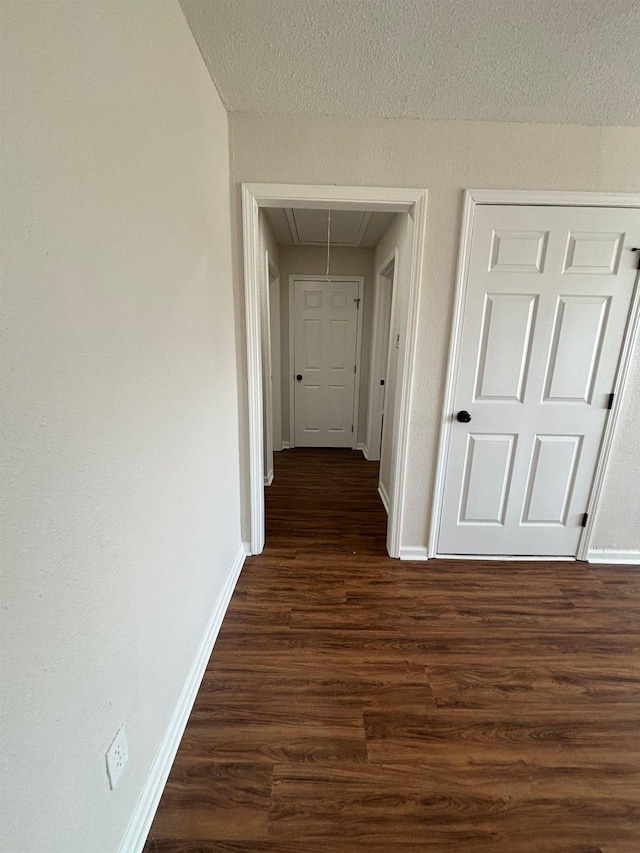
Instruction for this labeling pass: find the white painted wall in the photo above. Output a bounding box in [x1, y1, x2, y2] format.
[260, 209, 281, 267]
[230, 114, 640, 553]
[1, 3, 241, 851]
[276, 246, 375, 445]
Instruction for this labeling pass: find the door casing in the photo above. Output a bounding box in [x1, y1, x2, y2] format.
[429, 189, 640, 562]
[242, 183, 428, 557]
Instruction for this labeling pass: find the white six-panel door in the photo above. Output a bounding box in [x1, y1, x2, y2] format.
[438, 204, 640, 556]
[293, 278, 361, 447]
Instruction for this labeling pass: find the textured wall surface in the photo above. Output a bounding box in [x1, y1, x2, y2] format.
[1, 3, 241, 850]
[181, 0, 640, 126]
[229, 113, 640, 553]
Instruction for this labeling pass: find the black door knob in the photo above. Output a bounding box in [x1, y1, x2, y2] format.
[456, 410, 472, 423]
[296, 374, 302, 381]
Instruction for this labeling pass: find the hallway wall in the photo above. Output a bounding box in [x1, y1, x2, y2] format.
[1, 3, 242, 851]
[230, 113, 640, 555]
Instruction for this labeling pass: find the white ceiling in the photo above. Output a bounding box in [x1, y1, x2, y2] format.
[180, 0, 640, 126]
[264, 208, 395, 247]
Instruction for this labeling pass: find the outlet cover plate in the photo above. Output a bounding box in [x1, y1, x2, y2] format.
[106, 725, 129, 790]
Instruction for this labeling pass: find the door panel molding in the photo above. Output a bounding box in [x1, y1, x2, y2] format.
[429, 189, 640, 560]
[243, 183, 428, 557]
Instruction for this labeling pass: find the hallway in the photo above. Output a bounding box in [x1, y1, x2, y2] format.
[144, 449, 640, 852]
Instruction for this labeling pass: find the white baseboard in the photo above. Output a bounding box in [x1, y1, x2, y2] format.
[356, 442, 371, 460]
[587, 549, 640, 566]
[435, 553, 575, 562]
[264, 469, 274, 487]
[378, 481, 390, 514]
[281, 441, 290, 449]
[118, 543, 246, 853]
[399, 546, 429, 561]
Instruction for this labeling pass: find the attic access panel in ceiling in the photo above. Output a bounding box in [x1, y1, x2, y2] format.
[265, 207, 395, 247]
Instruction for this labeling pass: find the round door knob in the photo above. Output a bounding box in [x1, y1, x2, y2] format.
[296, 374, 303, 381]
[456, 410, 472, 423]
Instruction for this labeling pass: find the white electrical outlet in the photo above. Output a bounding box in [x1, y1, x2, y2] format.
[105, 725, 129, 790]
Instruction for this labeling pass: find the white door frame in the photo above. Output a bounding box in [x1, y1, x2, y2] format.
[288, 275, 364, 451]
[262, 252, 280, 486]
[261, 251, 274, 487]
[268, 264, 282, 455]
[429, 189, 640, 562]
[242, 183, 428, 556]
[365, 250, 398, 461]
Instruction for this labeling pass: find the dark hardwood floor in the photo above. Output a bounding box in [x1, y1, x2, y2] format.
[144, 448, 640, 853]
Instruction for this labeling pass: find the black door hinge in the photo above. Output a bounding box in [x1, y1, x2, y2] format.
[632, 248, 640, 270]
[351, 424, 354, 433]
[581, 512, 589, 528]
[606, 392, 614, 410]
[380, 379, 385, 386]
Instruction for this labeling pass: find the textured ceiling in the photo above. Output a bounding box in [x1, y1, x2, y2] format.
[180, 0, 640, 126]
[265, 208, 395, 247]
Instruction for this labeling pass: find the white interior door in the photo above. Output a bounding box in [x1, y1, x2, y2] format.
[269, 273, 282, 453]
[374, 270, 393, 459]
[261, 260, 274, 485]
[366, 259, 396, 463]
[439, 204, 640, 556]
[293, 278, 360, 447]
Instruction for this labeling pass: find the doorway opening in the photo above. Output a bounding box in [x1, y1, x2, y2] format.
[242, 184, 428, 557]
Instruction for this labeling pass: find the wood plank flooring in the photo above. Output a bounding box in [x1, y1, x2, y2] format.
[144, 448, 640, 853]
